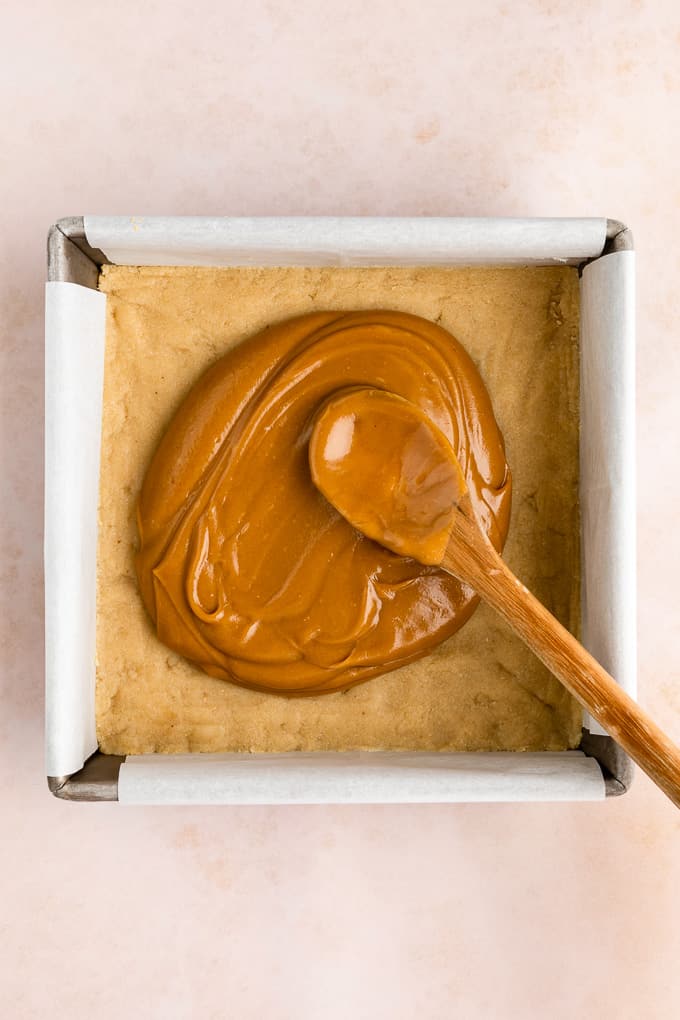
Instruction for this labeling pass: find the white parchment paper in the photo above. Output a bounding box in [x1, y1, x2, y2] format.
[580, 250, 636, 733]
[84, 215, 607, 267]
[118, 750, 605, 804]
[45, 282, 106, 777]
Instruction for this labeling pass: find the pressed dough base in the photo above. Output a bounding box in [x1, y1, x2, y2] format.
[96, 265, 582, 755]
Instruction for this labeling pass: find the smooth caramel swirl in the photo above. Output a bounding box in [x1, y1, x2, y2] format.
[136, 311, 511, 695]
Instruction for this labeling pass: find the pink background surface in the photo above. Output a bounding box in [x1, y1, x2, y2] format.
[2, 1, 680, 1016]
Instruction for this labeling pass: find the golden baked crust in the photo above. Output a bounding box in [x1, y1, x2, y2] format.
[96, 265, 582, 754]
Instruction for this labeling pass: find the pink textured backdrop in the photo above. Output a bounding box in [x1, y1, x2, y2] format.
[2, 1, 679, 1016]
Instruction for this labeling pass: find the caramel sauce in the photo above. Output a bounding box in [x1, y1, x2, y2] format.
[136, 311, 511, 695]
[309, 387, 468, 566]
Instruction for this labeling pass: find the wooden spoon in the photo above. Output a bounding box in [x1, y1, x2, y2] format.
[310, 387, 680, 808]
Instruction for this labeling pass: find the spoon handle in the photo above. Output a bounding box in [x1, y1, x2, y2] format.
[442, 513, 680, 809]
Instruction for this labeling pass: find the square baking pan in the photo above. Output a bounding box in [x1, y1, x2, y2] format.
[45, 216, 635, 804]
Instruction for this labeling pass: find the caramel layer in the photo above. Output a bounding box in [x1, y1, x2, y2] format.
[136, 311, 511, 695]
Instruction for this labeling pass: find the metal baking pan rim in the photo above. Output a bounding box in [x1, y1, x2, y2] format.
[45, 215, 634, 802]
